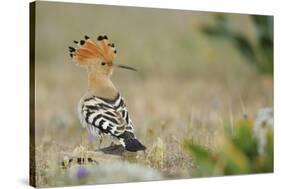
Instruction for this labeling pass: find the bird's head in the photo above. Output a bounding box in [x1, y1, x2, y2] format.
[68, 35, 136, 78]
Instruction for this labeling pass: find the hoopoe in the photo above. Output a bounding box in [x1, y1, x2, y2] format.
[68, 35, 146, 152]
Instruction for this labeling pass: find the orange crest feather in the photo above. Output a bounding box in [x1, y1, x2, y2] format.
[68, 35, 117, 65]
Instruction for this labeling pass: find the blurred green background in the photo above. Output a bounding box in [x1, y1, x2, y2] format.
[33, 1, 273, 187]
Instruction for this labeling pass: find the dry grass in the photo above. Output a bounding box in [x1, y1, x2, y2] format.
[32, 1, 273, 187]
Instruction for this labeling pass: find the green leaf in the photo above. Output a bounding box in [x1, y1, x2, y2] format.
[233, 120, 259, 160]
[231, 34, 256, 63]
[184, 141, 216, 176]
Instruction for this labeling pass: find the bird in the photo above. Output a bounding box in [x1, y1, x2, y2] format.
[68, 34, 146, 152]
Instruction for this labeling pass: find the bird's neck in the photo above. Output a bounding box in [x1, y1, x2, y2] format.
[87, 72, 118, 100]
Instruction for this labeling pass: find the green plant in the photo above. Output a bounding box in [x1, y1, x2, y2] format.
[201, 14, 273, 74]
[183, 119, 273, 176]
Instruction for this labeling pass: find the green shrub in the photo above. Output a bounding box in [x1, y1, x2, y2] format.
[201, 14, 273, 75]
[183, 119, 273, 176]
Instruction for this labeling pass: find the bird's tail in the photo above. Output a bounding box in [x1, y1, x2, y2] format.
[123, 138, 146, 152]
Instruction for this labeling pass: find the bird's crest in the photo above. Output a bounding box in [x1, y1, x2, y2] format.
[68, 35, 117, 65]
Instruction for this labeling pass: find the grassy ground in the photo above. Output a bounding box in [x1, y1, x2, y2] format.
[33, 1, 273, 187]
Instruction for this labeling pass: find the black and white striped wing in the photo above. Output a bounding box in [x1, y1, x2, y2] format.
[79, 94, 134, 138]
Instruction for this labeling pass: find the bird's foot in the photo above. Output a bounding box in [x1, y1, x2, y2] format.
[99, 144, 125, 155]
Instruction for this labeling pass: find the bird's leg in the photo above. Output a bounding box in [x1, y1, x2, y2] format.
[98, 137, 103, 150]
[110, 141, 115, 147]
[109, 136, 117, 147]
[97, 131, 103, 150]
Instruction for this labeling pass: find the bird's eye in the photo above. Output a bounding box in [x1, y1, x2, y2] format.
[101, 62, 106, 66]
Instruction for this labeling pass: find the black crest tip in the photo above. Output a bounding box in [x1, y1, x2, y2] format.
[68, 46, 75, 52]
[80, 40, 85, 45]
[84, 35, 90, 40]
[103, 35, 108, 40]
[114, 50, 117, 54]
[97, 35, 104, 41]
[73, 40, 78, 44]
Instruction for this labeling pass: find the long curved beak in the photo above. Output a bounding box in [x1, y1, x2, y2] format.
[115, 64, 137, 72]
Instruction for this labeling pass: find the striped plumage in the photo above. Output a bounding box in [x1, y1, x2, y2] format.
[78, 93, 141, 150]
[69, 34, 146, 152]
